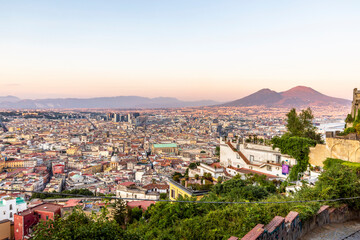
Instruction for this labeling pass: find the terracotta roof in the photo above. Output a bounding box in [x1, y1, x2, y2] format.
[63, 199, 82, 208]
[119, 181, 136, 187]
[226, 141, 252, 165]
[317, 205, 330, 214]
[228, 237, 239, 240]
[264, 216, 284, 233]
[18, 203, 62, 216]
[285, 211, 299, 223]
[241, 224, 264, 240]
[209, 162, 222, 168]
[127, 201, 155, 211]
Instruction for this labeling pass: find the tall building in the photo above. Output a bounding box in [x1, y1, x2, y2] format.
[0, 197, 27, 222]
[113, 113, 120, 123]
[351, 88, 360, 119]
[14, 203, 62, 240]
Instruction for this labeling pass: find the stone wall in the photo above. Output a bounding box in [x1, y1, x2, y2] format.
[309, 137, 360, 167]
[239, 205, 360, 240]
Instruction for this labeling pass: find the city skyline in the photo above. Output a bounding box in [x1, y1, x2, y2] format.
[1, 1, 360, 101]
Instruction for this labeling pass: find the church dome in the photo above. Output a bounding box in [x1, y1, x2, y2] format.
[111, 155, 120, 162]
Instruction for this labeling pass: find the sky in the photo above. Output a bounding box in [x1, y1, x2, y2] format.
[0, 0, 360, 102]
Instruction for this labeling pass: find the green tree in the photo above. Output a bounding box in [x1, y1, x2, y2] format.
[345, 114, 354, 123]
[286, 108, 323, 143]
[189, 162, 197, 169]
[172, 172, 182, 182]
[215, 146, 220, 156]
[128, 207, 143, 223]
[160, 193, 167, 200]
[32, 207, 136, 240]
[112, 199, 127, 226]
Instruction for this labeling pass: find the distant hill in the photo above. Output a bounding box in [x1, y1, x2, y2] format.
[0, 96, 219, 109]
[221, 86, 351, 107]
[0, 95, 20, 103]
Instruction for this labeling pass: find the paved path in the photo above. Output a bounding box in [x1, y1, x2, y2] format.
[301, 220, 360, 240]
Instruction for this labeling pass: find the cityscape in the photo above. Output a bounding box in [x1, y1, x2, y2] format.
[1, 1, 360, 240]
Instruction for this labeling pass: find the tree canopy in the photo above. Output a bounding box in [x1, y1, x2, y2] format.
[33, 163, 360, 239]
[286, 107, 323, 143]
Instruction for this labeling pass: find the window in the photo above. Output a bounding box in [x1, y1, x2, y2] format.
[46, 216, 49, 220]
[9, 204, 13, 210]
[250, 155, 254, 161]
[276, 155, 281, 164]
[3, 211, 5, 215]
[10, 212, 13, 218]
[171, 189, 175, 199]
[267, 166, 272, 171]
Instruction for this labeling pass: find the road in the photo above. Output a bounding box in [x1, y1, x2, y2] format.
[301, 219, 360, 240]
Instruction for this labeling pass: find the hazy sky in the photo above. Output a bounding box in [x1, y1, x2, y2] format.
[1, 1, 360, 101]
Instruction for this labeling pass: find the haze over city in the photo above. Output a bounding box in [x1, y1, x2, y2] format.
[1, 0, 360, 101]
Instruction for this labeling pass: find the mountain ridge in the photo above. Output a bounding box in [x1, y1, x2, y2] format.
[221, 86, 351, 107]
[0, 95, 219, 109]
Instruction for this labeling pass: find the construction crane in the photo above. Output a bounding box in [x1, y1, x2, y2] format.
[0, 119, 8, 133]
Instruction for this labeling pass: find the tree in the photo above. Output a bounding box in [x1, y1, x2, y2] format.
[215, 146, 220, 156]
[189, 162, 197, 169]
[285, 108, 323, 144]
[160, 193, 167, 200]
[128, 207, 143, 223]
[112, 199, 128, 226]
[345, 114, 354, 123]
[32, 207, 136, 240]
[172, 172, 182, 182]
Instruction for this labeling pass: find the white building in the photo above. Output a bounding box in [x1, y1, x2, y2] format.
[116, 183, 159, 201]
[220, 137, 296, 179]
[189, 163, 224, 179]
[0, 197, 27, 221]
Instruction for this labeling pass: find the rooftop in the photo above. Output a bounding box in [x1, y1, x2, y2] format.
[153, 143, 177, 148]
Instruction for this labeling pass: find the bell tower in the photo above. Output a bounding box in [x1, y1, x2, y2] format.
[352, 88, 360, 119]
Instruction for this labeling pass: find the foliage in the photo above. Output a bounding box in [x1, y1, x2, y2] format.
[345, 114, 354, 123]
[34, 164, 360, 240]
[32, 207, 137, 240]
[324, 158, 360, 174]
[172, 172, 182, 182]
[188, 162, 197, 169]
[271, 135, 316, 181]
[286, 108, 323, 143]
[30, 188, 94, 200]
[128, 207, 143, 224]
[338, 127, 356, 136]
[112, 199, 127, 226]
[202, 172, 213, 181]
[215, 146, 220, 156]
[160, 193, 167, 200]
